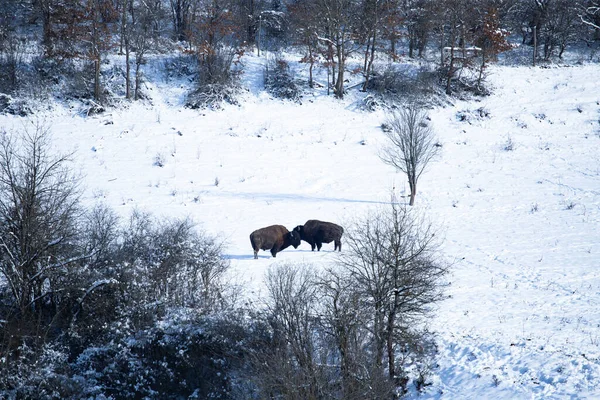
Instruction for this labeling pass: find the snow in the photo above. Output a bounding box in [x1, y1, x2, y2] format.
[1, 53, 600, 398]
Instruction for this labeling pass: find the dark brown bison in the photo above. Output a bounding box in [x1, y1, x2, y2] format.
[293, 220, 343, 252]
[250, 225, 301, 259]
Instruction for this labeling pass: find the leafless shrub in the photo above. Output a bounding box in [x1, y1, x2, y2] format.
[503, 135, 515, 151]
[153, 152, 165, 167]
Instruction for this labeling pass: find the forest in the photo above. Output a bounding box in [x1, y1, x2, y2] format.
[1, 0, 599, 110]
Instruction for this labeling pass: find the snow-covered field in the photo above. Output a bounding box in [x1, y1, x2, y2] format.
[1, 54, 599, 398]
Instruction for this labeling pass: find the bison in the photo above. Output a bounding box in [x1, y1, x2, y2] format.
[250, 225, 301, 259]
[293, 220, 343, 252]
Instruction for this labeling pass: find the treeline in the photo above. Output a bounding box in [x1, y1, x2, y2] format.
[0, 124, 448, 398]
[0, 0, 599, 108]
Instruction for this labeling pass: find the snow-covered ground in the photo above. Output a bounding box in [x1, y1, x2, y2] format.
[1, 54, 599, 398]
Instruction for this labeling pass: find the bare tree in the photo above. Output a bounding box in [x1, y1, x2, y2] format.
[251, 263, 325, 399]
[170, 0, 193, 41]
[315, 0, 360, 99]
[436, 0, 474, 94]
[288, 0, 320, 88]
[317, 266, 395, 399]
[380, 106, 438, 206]
[267, 263, 321, 398]
[0, 33, 25, 94]
[131, 1, 154, 100]
[0, 123, 81, 320]
[580, 1, 600, 31]
[338, 202, 447, 387]
[403, 0, 435, 59]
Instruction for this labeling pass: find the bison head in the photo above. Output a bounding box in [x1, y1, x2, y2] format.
[293, 225, 304, 237]
[289, 230, 301, 249]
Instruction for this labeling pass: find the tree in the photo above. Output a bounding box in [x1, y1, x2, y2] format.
[403, 0, 435, 59]
[546, 0, 582, 59]
[436, 0, 474, 94]
[170, 0, 193, 41]
[0, 123, 82, 344]
[338, 202, 447, 386]
[126, 0, 156, 100]
[184, 0, 244, 108]
[358, 0, 382, 91]
[40, 0, 116, 101]
[580, 1, 600, 31]
[380, 106, 438, 206]
[317, 266, 395, 399]
[289, 0, 320, 88]
[379, 0, 403, 60]
[254, 263, 324, 399]
[474, 6, 512, 88]
[316, 0, 360, 99]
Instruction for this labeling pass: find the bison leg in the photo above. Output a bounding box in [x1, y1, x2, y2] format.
[271, 248, 278, 257]
[254, 250, 258, 259]
[316, 242, 322, 251]
[335, 240, 341, 251]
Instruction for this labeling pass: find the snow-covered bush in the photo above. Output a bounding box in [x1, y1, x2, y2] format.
[186, 82, 241, 109]
[456, 107, 491, 123]
[1, 207, 238, 398]
[185, 46, 242, 109]
[164, 54, 197, 82]
[0, 342, 83, 399]
[68, 311, 250, 399]
[264, 57, 302, 102]
[0, 126, 238, 397]
[0, 93, 32, 116]
[438, 62, 491, 97]
[365, 64, 440, 108]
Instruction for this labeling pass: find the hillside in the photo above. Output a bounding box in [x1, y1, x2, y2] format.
[1, 53, 600, 398]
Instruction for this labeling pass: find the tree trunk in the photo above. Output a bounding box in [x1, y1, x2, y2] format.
[330, 42, 336, 94]
[362, 32, 376, 91]
[374, 301, 384, 368]
[134, 60, 141, 100]
[445, 24, 456, 95]
[533, 26, 537, 66]
[39, 0, 52, 54]
[386, 311, 396, 379]
[477, 51, 486, 89]
[119, 0, 128, 54]
[409, 178, 416, 206]
[94, 57, 101, 101]
[363, 38, 371, 72]
[334, 36, 345, 99]
[445, 54, 454, 95]
[125, 38, 130, 99]
[439, 25, 445, 66]
[308, 48, 314, 88]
